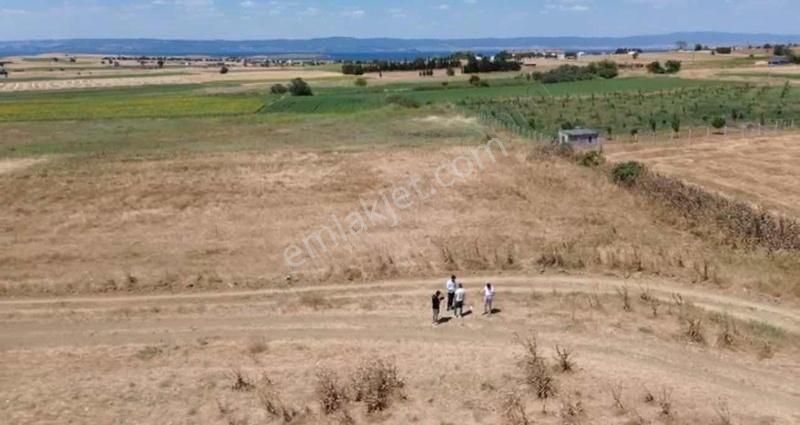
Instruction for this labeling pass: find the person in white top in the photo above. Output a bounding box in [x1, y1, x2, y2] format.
[453, 283, 467, 318]
[483, 282, 495, 315]
[445, 275, 457, 311]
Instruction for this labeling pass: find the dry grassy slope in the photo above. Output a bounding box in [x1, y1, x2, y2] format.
[1, 132, 799, 300]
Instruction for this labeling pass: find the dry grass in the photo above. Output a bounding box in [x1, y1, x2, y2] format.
[350, 358, 405, 413]
[518, 334, 557, 401]
[553, 345, 576, 372]
[501, 391, 531, 425]
[2, 138, 799, 303]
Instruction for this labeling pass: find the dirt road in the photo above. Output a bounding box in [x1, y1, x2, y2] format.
[1, 274, 798, 424]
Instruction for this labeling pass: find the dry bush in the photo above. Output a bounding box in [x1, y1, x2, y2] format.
[714, 399, 732, 425]
[350, 357, 405, 413]
[229, 369, 255, 392]
[501, 391, 531, 425]
[315, 368, 349, 415]
[135, 344, 164, 360]
[631, 169, 800, 251]
[685, 318, 706, 344]
[610, 382, 626, 413]
[258, 383, 301, 423]
[715, 315, 738, 349]
[554, 345, 575, 372]
[648, 298, 660, 318]
[617, 286, 632, 312]
[757, 342, 775, 360]
[518, 334, 557, 400]
[643, 387, 655, 404]
[559, 395, 585, 425]
[657, 388, 673, 417]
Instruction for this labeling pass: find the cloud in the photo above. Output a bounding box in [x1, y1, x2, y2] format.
[388, 7, 406, 18]
[437, 4, 450, 10]
[342, 9, 365, 18]
[240, 0, 256, 8]
[0, 9, 28, 16]
[545, 0, 591, 12]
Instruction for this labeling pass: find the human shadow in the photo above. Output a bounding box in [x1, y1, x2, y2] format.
[436, 317, 453, 325]
[461, 310, 473, 318]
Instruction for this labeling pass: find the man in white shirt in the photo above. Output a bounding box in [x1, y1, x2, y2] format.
[445, 275, 457, 311]
[454, 283, 467, 318]
[483, 282, 495, 315]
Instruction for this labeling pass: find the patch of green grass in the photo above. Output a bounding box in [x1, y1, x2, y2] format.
[723, 72, 800, 80]
[0, 105, 484, 158]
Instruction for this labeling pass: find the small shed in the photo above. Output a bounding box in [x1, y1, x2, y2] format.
[558, 128, 601, 147]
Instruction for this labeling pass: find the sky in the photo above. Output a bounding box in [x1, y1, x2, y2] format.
[0, 0, 797, 40]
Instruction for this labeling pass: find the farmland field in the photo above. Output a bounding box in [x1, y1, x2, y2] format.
[604, 133, 800, 218]
[2, 58, 800, 425]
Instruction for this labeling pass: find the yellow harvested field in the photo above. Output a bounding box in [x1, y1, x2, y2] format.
[604, 133, 800, 218]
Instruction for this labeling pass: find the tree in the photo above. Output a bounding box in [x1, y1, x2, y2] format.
[289, 78, 313, 96]
[270, 83, 288, 94]
[468, 75, 481, 86]
[711, 116, 727, 130]
[664, 60, 682, 73]
[646, 61, 665, 74]
[774, 45, 790, 56]
[588, 60, 619, 79]
[220, 65, 229, 74]
[694, 43, 703, 51]
[157, 59, 165, 69]
[676, 41, 688, 51]
[670, 114, 681, 133]
[446, 67, 455, 77]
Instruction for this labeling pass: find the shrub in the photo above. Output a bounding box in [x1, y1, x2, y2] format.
[385, 94, 420, 108]
[469, 75, 481, 86]
[270, 83, 288, 94]
[611, 161, 645, 186]
[354, 78, 367, 87]
[711, 116, 727, 129]
[350, 358, 404, 413]
[446, 67, 455, 77]
[578, 150, 603, 167]
[219, 65, 229, 74]
[553, 345, 575, 372]
[288, 78, 313, 96]
[315, 368, 349, 414]
[518, 334, 556, 400]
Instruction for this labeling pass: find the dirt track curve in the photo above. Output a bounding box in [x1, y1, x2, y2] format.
[2, 274, 799, 424]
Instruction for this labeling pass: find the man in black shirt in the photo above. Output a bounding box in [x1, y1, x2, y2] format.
[431, 290, 444, 325]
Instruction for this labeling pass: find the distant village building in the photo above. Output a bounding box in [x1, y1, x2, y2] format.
[558, 128, 601, 147]
[769, 56, 791, 66]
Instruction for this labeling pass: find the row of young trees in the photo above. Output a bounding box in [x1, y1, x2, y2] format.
[341, 52, 521, 75]
[342, 57, 462, 75]
[530, 60, 619, 84]
[646, 60, 682, 74]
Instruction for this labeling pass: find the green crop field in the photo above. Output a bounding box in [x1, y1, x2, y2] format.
[0, 85, 266, 121]
[464, 82, 800, 137]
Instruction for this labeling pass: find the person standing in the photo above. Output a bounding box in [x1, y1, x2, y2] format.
[483, 283, 495, 315]
[454, 283, 467, 318]
[431, 290, 444, 325]
[445, 275, 457, 311]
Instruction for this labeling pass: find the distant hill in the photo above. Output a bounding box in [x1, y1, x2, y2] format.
[1, 32, 799, 58]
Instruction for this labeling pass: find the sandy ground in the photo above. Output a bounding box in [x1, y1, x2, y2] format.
[1, 274, 798, 425]
[604, 132, 800, 218]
